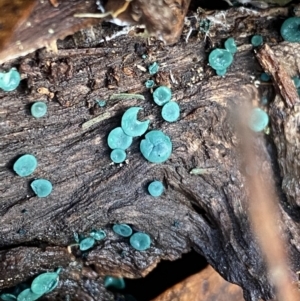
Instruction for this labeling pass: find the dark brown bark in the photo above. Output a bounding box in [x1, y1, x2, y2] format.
[1, 3, 300, 301]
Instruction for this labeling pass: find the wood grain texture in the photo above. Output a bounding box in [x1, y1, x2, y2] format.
[151, 265, 244, 301]
[1, 4, 300, 301]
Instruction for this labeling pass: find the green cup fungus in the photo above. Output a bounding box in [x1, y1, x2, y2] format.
[0, 68, 21, 92]
[224, 37, 237, 54]
[13, 154, 37, 177]
[292, 76, 300, 88]
[208, 49, 233, 76]
[96, 100, 106, 107]
[104, 276, 125, 289]
[140, 130, 172, 163]
[248, 108, 269, 132]
[148, 62, 159, 75]
[113, 224, 133, 237]
[145, 80, 154, 88]
[280, 17, 300, 42]
[161, 101, 180, 122]
[0, 294, 17, 301]
[130, 232, 151, 251]
[251, 35, 263, 47]
[121, 107, 150, 137]
[260, 73, 271, 82]
[31, 269, 60, 295]
[79, 237, 95, 251]
[148, 181, 164, 197]
[17, 288, 41, 301]
[107, 127, 133, 150]
[110, 149, 126, 163]
[30, 179, 52, 197]
[31, 102, 47, 118]
[1, 269, 61, 301]
[153, 86, 172, 106]
[90, 229, 106, 240]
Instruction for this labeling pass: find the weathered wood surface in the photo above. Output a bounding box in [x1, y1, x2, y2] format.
[1, 4, 300, 301]
[152, 265, 244, 301]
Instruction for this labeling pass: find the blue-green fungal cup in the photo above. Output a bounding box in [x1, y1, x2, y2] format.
[79, 237, 95, 251]
[31, 269, 60, 295]
[153, 86, 172, 106]
[107, 127, 133, 150]
[17, 288, 42, 301]
[110, 149, 126, 163]
[0, 293, 18, 301]
[13, 154, 38, 177]
[130, 232, 151, 251]
[31, 102, 47, 118]
[251, 35, 263, 47]
[145, 80, 155, 88]
[104, 276, 125, 289]
[248, 108, 269, 132]
[224, 37, 237, 54]
[209, 49, 233, 72]
[30, 179, 53, 197]
[148, 181, 164, 197]
[90, 229, 106, 241]
[161, 101, 180, 122]
[260, 73, 271, 82]
[121, 107, 150, 137]
[140, 130, 172, 163]
[280, 17, 300, 43]
[148, 62, 159, 75]
[113, 224, 132, 237]
[0, 68, 21, 92]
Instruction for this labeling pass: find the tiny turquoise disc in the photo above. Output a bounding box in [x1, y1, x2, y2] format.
[153, 86, 172, 106]
[31, 102, 47, 118]
[104, 276, 125, 289]
[292, 76, 300, 88]
[90, 229, 106, 241]
[145, 80, 154, 88]
[17, 288, 42, 301]
[148, 62, 159, 75]
[130, 232, 151, 251]
[107, 127, 133, 150]
[161, 101, 180, 122]
[0, 68, 21, 92]
[260, 73, 271, 82]
[208, 49, 233, 71]
[251, 35, 263, 47]
[248, 108, 269, 132]
[280, 17, 300, 42]
[140, 130, 172, 163]
[224, 37, 237, 54]
[121, 107, 150, 137]
[31, 272, 59, 295]
[0, 293, 17, 301]
[96, 100, 106, 107]
[30, 179, 52, 197]
[13, 154, 37, 177]
[110, 149, 126, 163]
[113, 224, 132, 237]
[148, 181, 164, 197]
[79, 237, 95, 251]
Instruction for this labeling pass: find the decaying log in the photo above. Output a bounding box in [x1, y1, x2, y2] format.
[1, 3, 300, 301]
[151, 265, 244, 301]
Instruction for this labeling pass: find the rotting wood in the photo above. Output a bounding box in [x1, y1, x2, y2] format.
[256, 44, 300, 108]
[1, 4, 300, 301]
